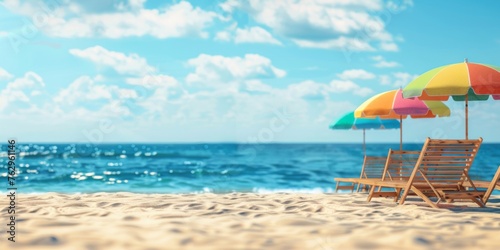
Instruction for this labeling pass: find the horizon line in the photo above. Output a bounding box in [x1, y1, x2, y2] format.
[2, 141, 500, 144]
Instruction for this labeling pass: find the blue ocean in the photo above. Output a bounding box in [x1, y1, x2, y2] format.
[2, 143, 499, 194]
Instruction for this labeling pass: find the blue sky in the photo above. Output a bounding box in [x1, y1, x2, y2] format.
[0, 0, 499, 143]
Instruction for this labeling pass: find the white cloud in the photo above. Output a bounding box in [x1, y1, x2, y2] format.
[243, 80, 275, 93]
[0, 72, 45, 111]
[54, 75, 138, 105]
[280, 78, 373, 98]
[386, 0, 414, 12]
[215, 25, 281, 45]
[2, 0, 218, 39]
[126, 74, 179, 89]
[392, 72, 418, 87]
[220, 0, 403, 51]
[379, 74, 392, 85]
[372, 55, 400, 68]
[215, 31, 231, 41]
[337, 69, 375, 80]
[379, 72, 418, 87]
[379, 42, 398, 51]
[70, 46, 154, 76]
[0, 67, 14, 81]
[116, 88, 139, 99]
[186, 54, 286, 86]
[234, 27, 281, 45]
[330, 79, 373, 96]
[316, 100, 357, 123]
[286, 80, 330, 99]
[293, 37, 375, 51]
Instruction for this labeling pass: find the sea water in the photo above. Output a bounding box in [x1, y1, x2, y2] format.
[1, 143, 499, 194]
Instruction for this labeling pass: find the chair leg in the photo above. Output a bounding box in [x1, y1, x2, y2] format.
[393, 188, 402, 202]
[408, 186, 438, 208]
[471, 197, 485, 208]
[367, 185, 377, 202]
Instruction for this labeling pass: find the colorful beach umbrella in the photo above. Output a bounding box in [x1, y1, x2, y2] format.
[330, 111, 400, 157]
[355, 89, 450, 150]
[403, 59, 500, 139]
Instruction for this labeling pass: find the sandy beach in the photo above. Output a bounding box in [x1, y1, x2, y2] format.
[0, 193, 499, 249]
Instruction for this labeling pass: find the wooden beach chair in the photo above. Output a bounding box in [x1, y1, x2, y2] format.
[363, 150, 420, 201]
[334, 156, 387, 192]
[463, 166, 500, 205]
[335, 150, 420, 194]
[367, 138, 484, 208]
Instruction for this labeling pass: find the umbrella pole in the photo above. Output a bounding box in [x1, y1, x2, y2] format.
[465, 94, 469, 139]
[363, 128, 366, 157]
[399, 116, 403, 150]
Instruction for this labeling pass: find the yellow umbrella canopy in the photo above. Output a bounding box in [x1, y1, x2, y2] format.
[403, 60, 500, 138]
[355, 89, 450, 149]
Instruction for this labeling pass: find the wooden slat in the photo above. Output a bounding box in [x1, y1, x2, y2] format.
[423, 155, 476, 159]
[465, 180, 500, 189]
[370, 191, 399, 197]
[335, 155, 388, 193]
[418, 170, 464, 175]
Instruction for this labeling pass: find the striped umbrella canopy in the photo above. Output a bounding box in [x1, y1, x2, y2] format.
[403, 59, 500, 139]
[355, 89, 450, 150]
[330, 111, 400, 157]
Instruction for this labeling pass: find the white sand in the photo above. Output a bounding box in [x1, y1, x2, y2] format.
[1, 192, 500, 249]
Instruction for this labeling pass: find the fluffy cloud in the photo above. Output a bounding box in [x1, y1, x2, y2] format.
[337, 69, 376, 80]
[220, 0, 409, 51]
[2, 0, 218, 39]
[54, 75, 138, 106]
[0, 67, 14, 81]
[186, 54, 286, 86]
[391, 72, 418, 87]
[70, 46, 154, 76]
[216, 25, 281, 45]
[372, 55, 400, 68]
[234, 26, 281, 45]
[293, 37, 375, 51]
[0, 72, 45, 111]
[379, 42, 398, 51]
[243, 80, 275, 93]
[379, 72, 418, 87]
[126, 74, 179, 89]
[215, 31, 231, 41]
[286, 80, 330, 99]
[330, 79, 373, 96]
[283, 79, 373, 98]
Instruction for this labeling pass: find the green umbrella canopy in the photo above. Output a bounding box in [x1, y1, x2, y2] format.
[330, 112, 400, 157]
[330, 112, 400, 130]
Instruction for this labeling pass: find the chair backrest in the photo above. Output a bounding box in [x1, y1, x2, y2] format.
[405, 138, 483, 191]
[383, 150, 421, 181]
[359, 156, 389, 179]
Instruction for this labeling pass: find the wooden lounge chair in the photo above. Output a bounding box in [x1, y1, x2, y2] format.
[363, 150, 420, 201]
[367, 138, 484, 208]
[334, 150, 420, 194]
[334, 156, 387, 192]
[463, 166, 500, 205]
